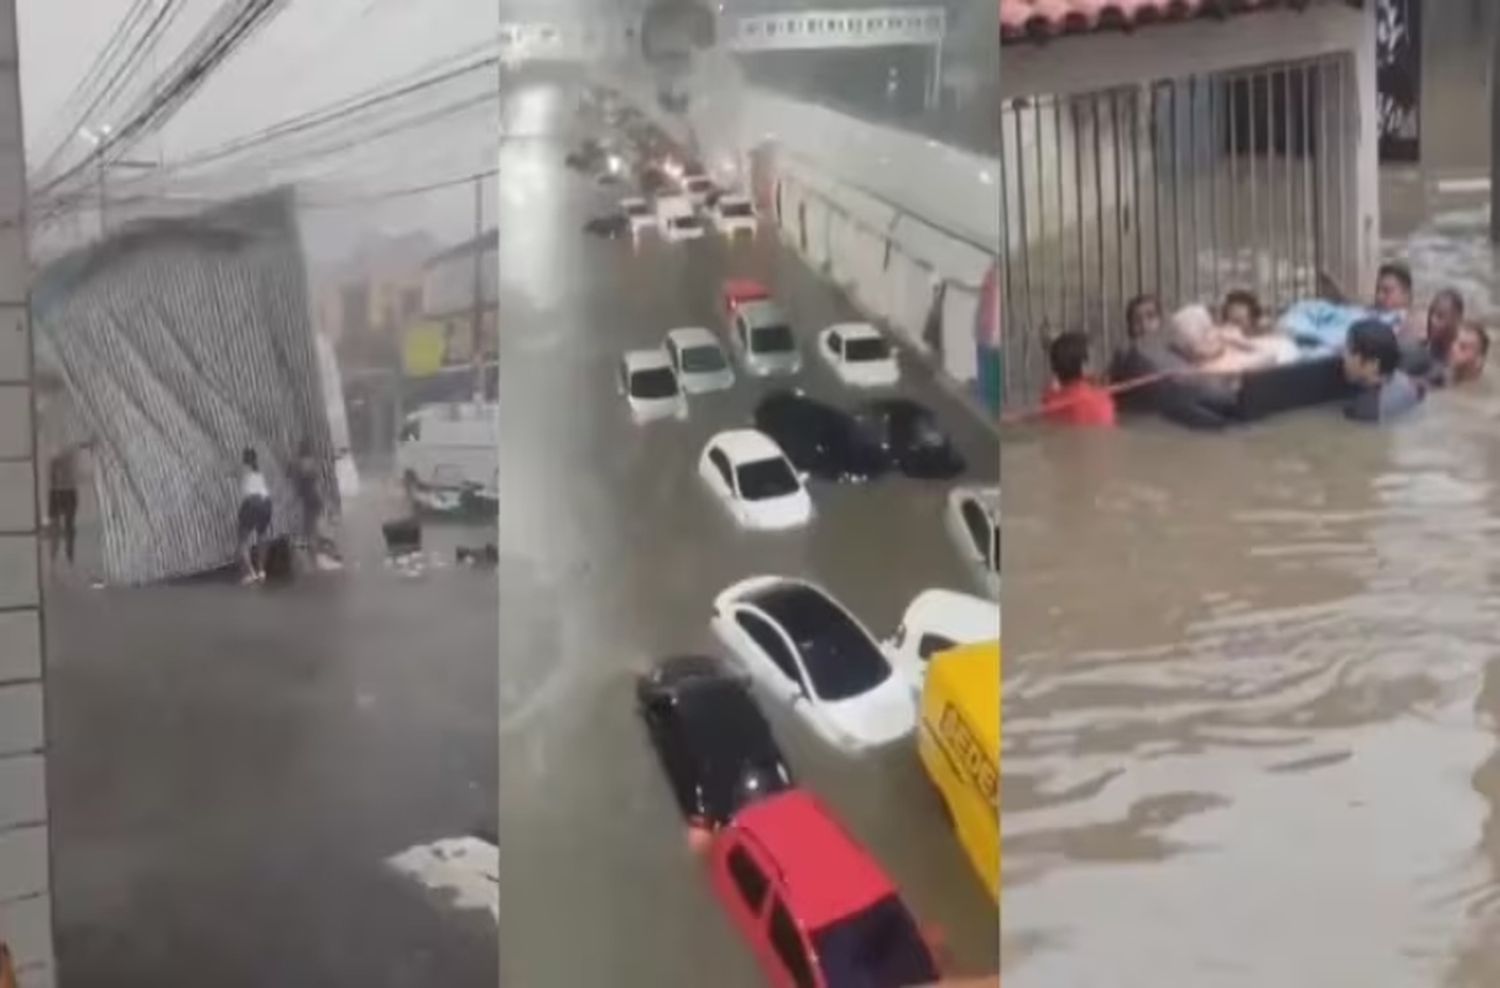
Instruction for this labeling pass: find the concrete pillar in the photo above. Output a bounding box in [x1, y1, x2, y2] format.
[1352, 0, 1381, 296]
[0, 0, 52, 984]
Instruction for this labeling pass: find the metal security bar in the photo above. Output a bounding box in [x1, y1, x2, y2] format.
[999, 54, 1356, 408]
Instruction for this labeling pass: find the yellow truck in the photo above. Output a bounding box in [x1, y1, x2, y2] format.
[917, 640, 1000, 903]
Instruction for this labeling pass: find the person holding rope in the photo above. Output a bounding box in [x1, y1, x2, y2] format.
[1041, 332, 1116, 427]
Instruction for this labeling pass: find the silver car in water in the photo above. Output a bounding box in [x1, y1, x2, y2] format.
[731, 300, 802, 378]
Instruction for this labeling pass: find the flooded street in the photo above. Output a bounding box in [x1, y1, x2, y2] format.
[495, 81, 999, 985]
[1003, 193, 1500, 983]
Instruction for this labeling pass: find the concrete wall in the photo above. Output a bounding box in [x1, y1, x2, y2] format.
[0, 1, 51, 983]
[1002, 3, 1380, 297]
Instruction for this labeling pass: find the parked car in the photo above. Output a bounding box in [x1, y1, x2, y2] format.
[883, 589, 997, 690]
[396, 401, 498, 512]
[683, 172, 717, 207]
[732, 300, 803, 377]
[636, 655, 794, 830]
[754, 391, 888, 484]
[665, 326, 735, 394]
[618, 349, 688, 423]
[662, 212, 707, 242]
[655, 192, 694, 225]
[620, 197, 658, 237]
[582, 213, 630, 239]
[817, 322, 900, 388]
[856, 398, 966, 479]
[710, 194, 759, 237]
[699, 429, 813, 531]
[708, 788, 944, 987]
[945, 485, 1000, 599]
[918, 641, 1000, 903]
[711, 575, 916, 753]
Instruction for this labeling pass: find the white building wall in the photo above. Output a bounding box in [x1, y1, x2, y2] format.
[0, 0, 51, 982]
[1002, 3, 1379, 296]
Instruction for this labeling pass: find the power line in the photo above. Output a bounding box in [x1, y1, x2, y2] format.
[300, 167, 498, 208]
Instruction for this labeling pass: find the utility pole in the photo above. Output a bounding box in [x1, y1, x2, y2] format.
[470, 174, 485, 403]
[1492, 2, 1500, 242]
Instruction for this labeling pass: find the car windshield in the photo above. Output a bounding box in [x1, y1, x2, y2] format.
[750, 324, 795, 354]
[811, 894, 938, 988]
[720, 202, 753, 217]
[623, 202, 650, 216]
[629, 367, 678, 399]
[844, 337, 891, 362]
[680, 344, 726, 373]
[757, 587, 889, 701]
[687, 178, 712, 191]
[670, 217, 701, 231]
[735, 457, 799, 501]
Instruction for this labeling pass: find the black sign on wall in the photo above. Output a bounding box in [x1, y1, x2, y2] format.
[1378, 0, 1423, 162]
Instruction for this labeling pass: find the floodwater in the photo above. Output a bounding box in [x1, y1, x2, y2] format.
[494, 80, 999, 984]
[1002, 203, 1500, 984]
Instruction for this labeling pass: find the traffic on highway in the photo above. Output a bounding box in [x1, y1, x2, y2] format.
[496, 80, 999, 986]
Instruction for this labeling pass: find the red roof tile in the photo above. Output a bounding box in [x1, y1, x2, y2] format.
[1000, 0, 1351, 44]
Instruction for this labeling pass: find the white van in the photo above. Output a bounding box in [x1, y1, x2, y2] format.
[396, 401, 498, 512]
[883, 588, 999, 690]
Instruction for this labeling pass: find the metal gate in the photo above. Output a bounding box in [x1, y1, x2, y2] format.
[999, 54, 1357, 407]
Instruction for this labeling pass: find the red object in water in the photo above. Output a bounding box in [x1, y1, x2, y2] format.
[722, 278, 772, 315]
[707, 789, 943, 988]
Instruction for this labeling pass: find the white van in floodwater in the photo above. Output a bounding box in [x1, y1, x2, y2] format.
[396, 401, 498, 512]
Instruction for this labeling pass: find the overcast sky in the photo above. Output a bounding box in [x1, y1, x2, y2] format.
[17, 0, 499, 265]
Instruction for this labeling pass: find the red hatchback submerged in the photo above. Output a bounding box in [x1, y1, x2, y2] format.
[709, 788, 943, 988]
[722, 277, 772, 317]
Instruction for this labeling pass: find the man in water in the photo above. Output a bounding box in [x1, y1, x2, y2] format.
[1343, 319, 1425, 423]
[1447, 320, 1490, 385]
[1372, 262, 1420, 338]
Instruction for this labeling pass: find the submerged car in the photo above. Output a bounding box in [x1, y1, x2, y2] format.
[733, 301, 802, 377]
[883, 588, 997, 690]
[722, 278, 771, 318]
[945, 485, 999, 600]
[753, 391, 888, 484]
[709, 788, 944, 987]
[699, 429, 813, 531]
[711, 575, 917, 753]
[620, 197, 657, 238]
[617, 349, 688, 423]
[856, 399, 966, 479]
[710, 194, 758, 237]
[662, 213, 707, 243]
[636, 655, 794, 830]
[582, 214, 630, 239]
[665, 327, 735, 394]
[817, 322, 900, 389]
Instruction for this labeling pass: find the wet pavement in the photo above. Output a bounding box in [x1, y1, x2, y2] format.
[46, 471, 498, 988]
[495, 81, 999, 985]
[1002, 198, 1500, 984]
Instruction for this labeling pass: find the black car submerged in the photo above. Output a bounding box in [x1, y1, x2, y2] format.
[753, 390, 889, 484]
[636, 655, 794, 829]
[855, 398, 966, 480]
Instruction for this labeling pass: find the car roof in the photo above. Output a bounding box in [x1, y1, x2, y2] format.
[718, 193, 751, 204]
[750, 582, 848, 642]
[624, 348, 672, 371]
[733, 789, 895, 930]
[667, 326, 721, 348]
[827, 321, 879, 340]
[902, 589, 997, 641]
[620, 196, 647, 206]
[738, 300, 788, 326]
[710, 428, 783, 463]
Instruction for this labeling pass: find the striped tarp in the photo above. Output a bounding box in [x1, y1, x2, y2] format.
[32, 189, 338, 586]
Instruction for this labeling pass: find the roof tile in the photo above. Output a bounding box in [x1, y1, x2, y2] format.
[1000, 0, 1330, 44]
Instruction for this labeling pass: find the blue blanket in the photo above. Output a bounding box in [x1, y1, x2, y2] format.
[1279, 301, 1403, 355]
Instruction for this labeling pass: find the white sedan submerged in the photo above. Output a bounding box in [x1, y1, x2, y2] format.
[711, 576, 916, 753]
[698, 430, 812, 531]
[817, 322, 900, 388]
[617, 349, 688, 423]
[665, 327, 735, 394]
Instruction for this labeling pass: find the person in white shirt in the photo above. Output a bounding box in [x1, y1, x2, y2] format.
[237, 447, 272, 584]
